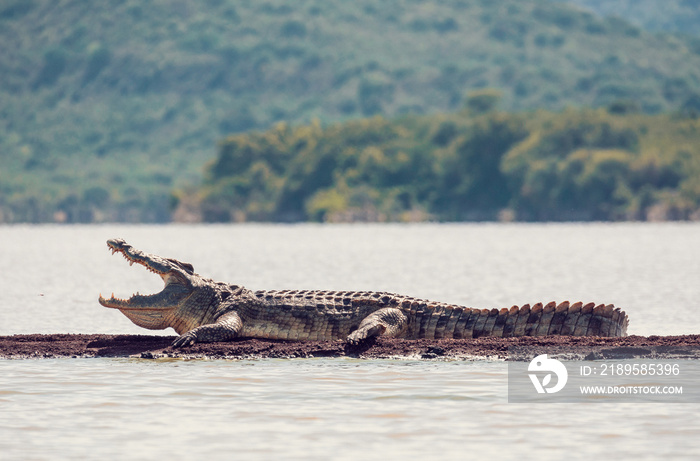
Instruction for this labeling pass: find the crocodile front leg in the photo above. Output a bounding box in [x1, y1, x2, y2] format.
[172, 310, 243, 347]
[347, 308, 408, 345]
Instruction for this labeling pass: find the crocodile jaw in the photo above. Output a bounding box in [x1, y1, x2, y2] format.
[99, 239, 192, 329]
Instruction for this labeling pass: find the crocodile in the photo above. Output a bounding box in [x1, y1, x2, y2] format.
[98, 238, 629, 347]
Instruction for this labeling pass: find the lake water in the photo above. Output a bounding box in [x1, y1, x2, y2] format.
[1, 223, 699, 459]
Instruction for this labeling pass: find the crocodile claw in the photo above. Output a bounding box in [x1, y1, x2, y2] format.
[346, 331, 366, 346]
[172, 331, 197, 348]
[346, 325, 381, 346]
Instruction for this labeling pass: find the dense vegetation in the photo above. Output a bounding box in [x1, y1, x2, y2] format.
[2, 0, 700, 222]
[177, 100, 700, 223]
[561, 0, 700, 37]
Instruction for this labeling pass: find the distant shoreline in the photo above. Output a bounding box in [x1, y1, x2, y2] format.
[1, 333, 698, 360]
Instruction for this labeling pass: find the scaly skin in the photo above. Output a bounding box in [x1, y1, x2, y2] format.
[98, 239, 629, 347]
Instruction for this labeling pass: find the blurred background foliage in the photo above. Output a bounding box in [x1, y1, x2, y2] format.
[177, 104, 700, 222]
[1, 0, 700, 222]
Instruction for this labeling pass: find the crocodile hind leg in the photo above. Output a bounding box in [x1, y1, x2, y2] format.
[347, 308, 408, 345]
[172, 311, 243, 347]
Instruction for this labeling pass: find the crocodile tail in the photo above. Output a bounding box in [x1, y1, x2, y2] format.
[447, 301, 628, 338]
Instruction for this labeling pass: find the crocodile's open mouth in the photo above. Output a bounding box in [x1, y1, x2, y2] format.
[98, 239, 188, 312]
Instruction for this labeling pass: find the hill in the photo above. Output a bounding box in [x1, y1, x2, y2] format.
[2, 0, 700, 222]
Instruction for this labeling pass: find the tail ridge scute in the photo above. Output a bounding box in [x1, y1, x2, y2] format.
[501, 305, 520, 338]
[600, 304, 615, 336]
[472, 308, 491, 338]
[572, 302, 595, 336]
[585, 304, 606, 336]
[511, 304, 530, 337]
[559, 301, 582, 335]
[482, 308, 500, 337]
[546, 301, 570, 335]
[490, 307, 511, 337]
[524, 303, 543, 336]
[535, 302, 557, 336]
[610, 306, 628, 337]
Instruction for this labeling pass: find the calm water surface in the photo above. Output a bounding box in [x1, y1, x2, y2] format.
[1, 223, 699, 459]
